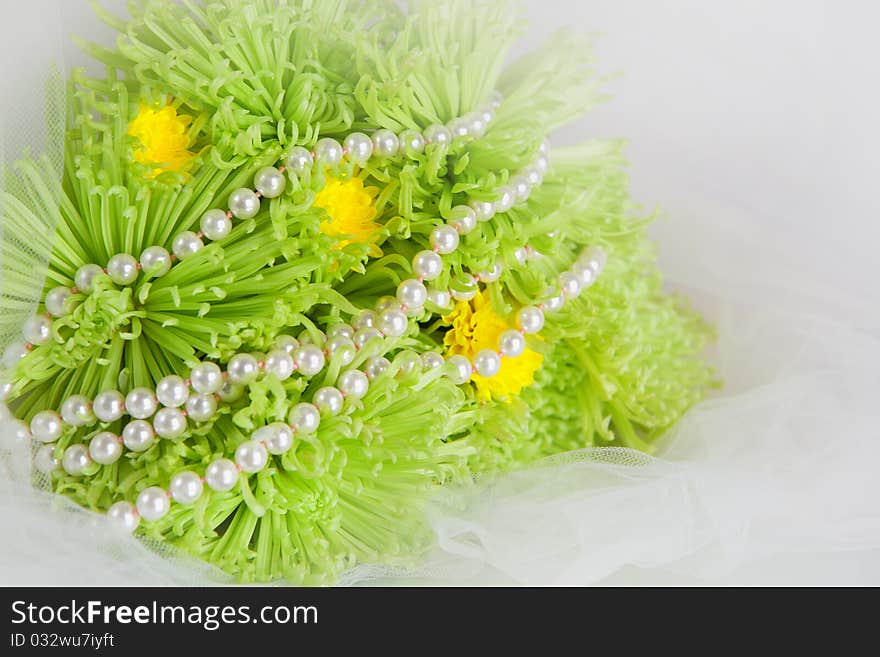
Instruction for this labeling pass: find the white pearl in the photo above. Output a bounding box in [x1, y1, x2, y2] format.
[288, 402, 321, 433]
[499, 329, 526, 358]
[398, 129, 425, 156]
[89, 431, 122, 465]
[190, 361, 223, 394]
[34, 445, 59, 474]
[394, 350, 421, 376]
[293, 345, 325, 376]
[543, 288, 566, 312]
[75, 264, 104, 294]
[217, 381, 245, 402]
[62, 444, 92, 475]
[579, 245, 607, 275]
[479, 107, 496, 125]
[228, 188, 261, 219]
[469, 200, 495, 223]
[235, 440, 268, 473]
[338, 370, 369, 400]
[539, 139, 550, 155]
[518, 306, 545, 334]
[448, 205, 477, 234]
[199, 209, 232, 241]
[374, 296, 398, 313]
[226, 354, 260, 384]
[572, 261, 595, 288]
[313, 387, 344, 415]
[45, 287, 72, 317]
[446, 355, 473, 384]
[2, 342, 27, 369]
[534, 155, 549, 174]
[264, 349, 295, 380]
[4, 418, 29, 448]
[371, 129, 400, 158]
[153, 407, 187, 439]
[22, 315, 52, 345]
[172, 231, 203, 260]
[314, 138, 343, 166]
[524, 166, 543, 186]
[106, 254, 139, 286]
[489, 90, 503, 109]
[136, 487, 170, 522]
[421, 351, 445, 370]
[352, 310, 378, 330]
[93, 390, 125, 423]
[511, 176, 531, 202]
[430, 225, 460, 254]
[424, 124, 452, 147]
[326, 336, 356, 366]
[426, 287, 452, 310]
[327, 324, 355, 340]
[412, 250, 443, 281]
[473, 349, 501, 378]
[464, 112, 487, 137]
[185, 393, 218, 422]
[493, 186, 515, 213]
[205, 458, 239, 492]
[477, 262, 503, 283]
[274, 334, 299, 354]
[255, 423, 294, 455]
[286, 146, 314, 174]
[31, 410, 64, 443]
[139, 246, 172, 278]
[378, 309, 408, 337]
[353, 327, 383, 349]
[156, 375, 189, 407]
[122, 420, 155, 452]
[364, 356, 390, 380]
[397, 279, 427, 309]
[558, 271, 582, 298]
[125, 387, 158, 419]
[343, 132, 373, 164]
[170, 471, 203, 505]
[254, 166, 286, 198]
[450, 273, 477, 301]
[447, 117, 470, 141]
[107, 501, 140, 532]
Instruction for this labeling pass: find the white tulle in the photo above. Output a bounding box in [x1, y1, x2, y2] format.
[2, 0, 879, 586]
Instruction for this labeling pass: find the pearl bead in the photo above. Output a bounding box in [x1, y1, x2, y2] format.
[543, 288, 566, 312]
[34, 444, 59, 474]
[3, 418, 29, 448]
[254, 166, 286, 198]
[421, 351, 445, 370]
[499, 329, 526, 358]
[153, 407, 187, 439]
[199, 209, 232, 241]
[170, 471, 203, 505]
[469, 200, 495, 223]
[107, 501, 140, 532]
[374, 296, 398, 313]
[226, 354, 260, 384]
[430, 225, 460, 254]
[313, 386, 344, 415]
[448, 117, 470, 141]
[29, 410, 62, 443]
[89, 431, 122, 465]
[293, 345, 325, 376]
[93, 390, 125, 423]
[343, 132, 373, 164]
[424, 124, 452, 146]
[288, 402, 321, 434]
[378, 309, 408, 337]
[205, 458, 239, 492]
[255, 422, 294, 455]
[412, 250, 443, 280]
[338, 370, 369, 400]
[235, 440, 268, 473]
[352, 310, 378, 330]
[534, 155, 549, 174]
[477, 262, 503, 283]
[473, 349, 501, 378]
[122, 420, 155, 452]
[264, 349, 295, 380]
[493, 186, 515, 213]
[217, 381, 245, 402]
[328, 324, 355, 340]
[22, 315, 52, 346]
[172, 231, 203, 260]
[286, 146, 314, 174]
[539, 139, 550, 155]
[448, 205, 477, 234]
[399, 129, 425, 156]
[394, 350, 421, 376]
[572, 261, 595, 288]
[579, 245, 607, 275]
[446, 355, 473, 384]
[371, 129, 400, 158]
[106, 254, 139, 286]
[190, 361, 223, 394]
[397, 279, 427, 309]
[490, 90, 503, 109]
[124, 387, 158, 419]
[479, 107, 496, 125]
[45, 287, 71, 317]
[274, 335, 299, 354]
[326, 336, 356, 366]
[364, 356, 391, 380]
[156, 375, 189, 407]
[136, 487, 171, 522]
[464, 112, 487, 137]
[450, 273, 477, 301]
[558, 271, 582, 298]
[518, 306, 545, 334]
[426, 287, 452, 310]
[185, 393, 218, 423]
[139, 246, 172, 278]
[228, 188, 261, 219]
[353, 327, 383, 349]
[511, 176, 531, 202]
[75, 264, 104, 294]
[314, 137, 343, 166]
[524, 166, 543, 186]
[62, 444, 92, 475]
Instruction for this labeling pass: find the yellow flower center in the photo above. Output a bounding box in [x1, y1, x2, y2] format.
[313, 175, 382, 254]
[443, 290, 543, 402]
[127, 103, 195, 177]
